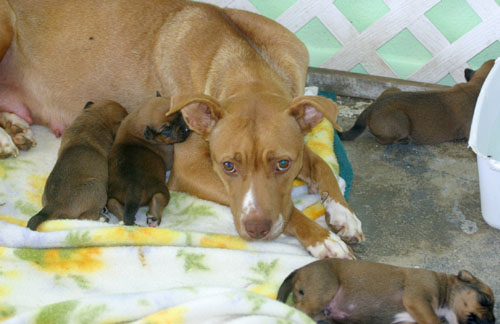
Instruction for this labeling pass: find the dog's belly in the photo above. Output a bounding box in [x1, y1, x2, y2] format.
[0, 0, 168, 134]
[325, 286, 405, 324]
[0, 45, 34, 125]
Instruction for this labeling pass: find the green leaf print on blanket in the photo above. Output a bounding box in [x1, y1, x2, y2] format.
[246, 259, 279, 285]
[13, 249, 46, 266]
[55, 274, 92, 290]
[35, 300, 79, 324]
[166, 192, 218, 227]
[14, 200, 38, 216]
[0, 158, 34, 180]
[0, 303, 16, 319]
[74, 304, 107, 324]
[64, 231, 92, 246]
[176, 249, 210, 272]
[245, 292, 266, 312]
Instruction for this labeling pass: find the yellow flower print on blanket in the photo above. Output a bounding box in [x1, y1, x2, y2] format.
[199, 234, 248, 250]
[13, 248, 103, 274]
[25, 174, 47, 209]
[139, 306, 187, 324]
[305, 118, 340, 177]
[92, 227, 182, 245]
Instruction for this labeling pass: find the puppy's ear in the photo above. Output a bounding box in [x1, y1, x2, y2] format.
[277, 270, 297, 302]
[458, 270, 476, 283]
[169, 94, 224, 139]
[464, 68, 475, 82]
[286, 96, 342, 134]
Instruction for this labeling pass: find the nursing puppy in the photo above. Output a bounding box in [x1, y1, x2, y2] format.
[107, 97, 190, 227]
[278, 259, 495, 324]
[339, 60, 495, 144]
[27, 101, 128, 230]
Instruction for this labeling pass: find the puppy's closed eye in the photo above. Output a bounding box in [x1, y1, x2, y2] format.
[144, 125, 156, 140]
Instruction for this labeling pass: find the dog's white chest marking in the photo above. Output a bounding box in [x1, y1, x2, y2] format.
[392, 308, 457, 324]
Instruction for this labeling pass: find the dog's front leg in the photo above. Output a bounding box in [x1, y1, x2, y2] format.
[299, 147, 364, 243]
[401, 295, 442, 324]
[285, 207, 355, 259]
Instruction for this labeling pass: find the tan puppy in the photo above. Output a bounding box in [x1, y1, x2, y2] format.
[339, 60, 495, 145]
[107, 97, 190, 227]
[27, 101, 128, 230]
[0, 0, 363, 258]
[278, 259, 496, 324]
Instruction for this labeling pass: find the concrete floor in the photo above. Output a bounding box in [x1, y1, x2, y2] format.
[336, 95, 500, 319]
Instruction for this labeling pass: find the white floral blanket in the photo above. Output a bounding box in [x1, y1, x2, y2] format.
[0, 91, 347, 323]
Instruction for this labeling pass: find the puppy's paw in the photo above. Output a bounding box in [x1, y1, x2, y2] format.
[146, 215, 160, 227]
[0, 127, 19, 158]
[0, 112, 36, 150]
[324, 198, 365, 243]
[307, 233, 355, 260]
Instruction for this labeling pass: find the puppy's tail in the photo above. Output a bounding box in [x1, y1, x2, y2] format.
[338, 106, 372, 141]
[27, 206, 60, 231]
[123, 186, 141, 226]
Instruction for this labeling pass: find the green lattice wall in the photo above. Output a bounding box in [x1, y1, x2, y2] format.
[199, 0, 500, 86]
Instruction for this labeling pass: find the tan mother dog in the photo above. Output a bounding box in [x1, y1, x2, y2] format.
[278, 259, 496, 324]
[0, 0, 363, 258]
[339, 60, 495, 145]
[27, 101, 127, 230]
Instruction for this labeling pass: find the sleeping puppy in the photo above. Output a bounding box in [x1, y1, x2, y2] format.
[107, 97, 190, 227]
[27, 101, 128, 230]
[278, 258, 495, 324]
[339, 60, 495, 144]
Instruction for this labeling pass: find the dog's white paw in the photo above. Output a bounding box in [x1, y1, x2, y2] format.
[324, 198, 365, 243]
[0, 127, 19, 158]
[0, 112, 36, 151]
[307, 233, 355, 260]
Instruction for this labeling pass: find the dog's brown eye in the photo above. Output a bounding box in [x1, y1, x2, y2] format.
[276, 159, 290, 172]
[298, 289, 304, 296]
[222, 161, 236, 173]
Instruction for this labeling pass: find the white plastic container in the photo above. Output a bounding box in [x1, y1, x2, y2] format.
[468, 58, 500, 229]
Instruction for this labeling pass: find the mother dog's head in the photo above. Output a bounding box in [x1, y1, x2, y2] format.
[167, 91, 341, 241]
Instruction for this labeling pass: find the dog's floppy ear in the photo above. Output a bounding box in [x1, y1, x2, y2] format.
[286, 96, 342, 134]
[277, 270, 297, 302]
[168, 94, 224, 139]
[458, 269, 476, 283]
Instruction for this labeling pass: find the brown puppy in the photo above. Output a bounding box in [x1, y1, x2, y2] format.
[278, 259, 496, 324]
[107, 97, 190, 227]
[339, 60, 495, 145]
[27, 101, 128, 230]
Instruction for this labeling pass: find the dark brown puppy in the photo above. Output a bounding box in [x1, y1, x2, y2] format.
[278, 258, 495, 324]
[107, 97, 190, 227]
[27, 101, 128, 230]
[339, 60, 495, 144]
